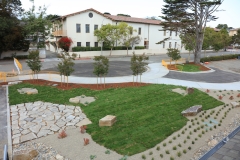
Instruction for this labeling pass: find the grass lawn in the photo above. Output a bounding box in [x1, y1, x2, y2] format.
[9, 83, 223, 155]
[177, 64, 201, 72]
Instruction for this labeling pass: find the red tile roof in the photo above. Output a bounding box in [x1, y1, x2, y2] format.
[61, 8, 161, 25]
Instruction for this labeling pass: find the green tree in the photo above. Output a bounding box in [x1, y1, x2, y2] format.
[232, 29, 240, 48]
[94, 23, 122, 56]
[26, 50, 42, 80]
[180, 33, 195, 61]
[160, 0, 223, 64]
[166, 48, 181, 66]
[216, 24, 228, 30]
[93, 56, 109, 88]
[0, 0, 29, 58]
[22, 3, 52, 48]
[203, 27, 215, 56]
[57, 52, 76, 87]
[219, 28, 231, 51]
[130, 53, 149, 84]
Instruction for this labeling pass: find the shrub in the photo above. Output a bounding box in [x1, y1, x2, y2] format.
[177, 151, 182, 157]
[160, 154, 163, 158]
[58, 37, 73, 52]
[156, 146, 160, 151]
[135, 46, 145, 50]
[173, 146, 177, 150]
[188, 146, 191, 150]
[170, 156, 174, 160]
[163, 143, 166, 147]
[105, 150, 110, 154]
[187, 136, 190, 139]
[169, 140, 172, 144]
[142, 154, 146, 159]
[166, 150, 170, 154]
[58, 130, 67, 139]
[183, 149, 187, 154]
[178, 143, 182, 147]
[149, 151, 153, 155]
[200, 54, 240, 62]
[198, 134, 202, 138]
[173, 136, 176, 140]
[192, 141, 195, 144]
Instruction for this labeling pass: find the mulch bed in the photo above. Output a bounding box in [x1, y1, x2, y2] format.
[0, 79, 148, 91]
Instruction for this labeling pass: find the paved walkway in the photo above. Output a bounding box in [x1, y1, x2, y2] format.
[208, 131, 240, 160]
[0, 86, 8, 160]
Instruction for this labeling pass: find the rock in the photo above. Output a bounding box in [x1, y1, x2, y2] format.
[13, 154, 31, 160]
[231, 102, 240, 108]
[208, 139, 218, 147]
[99, 115, 116, 127]
[69, 98, 80, 103]
[21, 132, 37, 142]
[56, 154, 64, 160]
[186, 87, 194, 94]
[58, 105, 65, 111]
[181, 105, 202, 116]
[29, 150, 38, 158]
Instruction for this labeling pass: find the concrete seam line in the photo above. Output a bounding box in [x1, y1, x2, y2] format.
[5, 85, 13, 160]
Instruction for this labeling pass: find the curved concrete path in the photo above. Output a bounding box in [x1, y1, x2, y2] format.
[16, 63, 240, 90]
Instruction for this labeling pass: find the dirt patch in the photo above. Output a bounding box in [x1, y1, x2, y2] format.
[0, 79, 148, 90]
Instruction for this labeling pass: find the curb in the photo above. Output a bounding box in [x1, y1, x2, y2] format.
[5, 85, 13, 160]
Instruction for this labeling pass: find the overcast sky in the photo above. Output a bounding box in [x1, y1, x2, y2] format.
[20, 0, 240, 28]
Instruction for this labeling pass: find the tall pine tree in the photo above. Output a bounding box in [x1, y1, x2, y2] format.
[159, 0, 223, 63]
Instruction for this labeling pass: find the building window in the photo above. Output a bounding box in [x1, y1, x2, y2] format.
[169, 42, 171, 48]
[94, 42, 98, 47]
[77, 42, 81, 46]
[170, 31, 172, 36]
[138, 27, 141, 35]
[86, 24, 90, 33]
[76, 24, 81, 33]
[94, 25, 98, 30]
[164, 30, 166, 36]
[174, 42, 177, 48]
[86, 42, 90, 47]
[175, 31, 177, 36]
[163, 42, 165, 48]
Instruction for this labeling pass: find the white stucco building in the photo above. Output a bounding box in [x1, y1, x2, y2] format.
[47, 8, 186, 56]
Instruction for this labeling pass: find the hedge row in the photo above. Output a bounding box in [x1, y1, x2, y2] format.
[200, 54, 240, 62]
[3, 55, 29, 60]
[72, 46, 145, 52]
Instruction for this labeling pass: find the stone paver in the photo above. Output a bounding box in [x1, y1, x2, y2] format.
[10, 101, 88, 144]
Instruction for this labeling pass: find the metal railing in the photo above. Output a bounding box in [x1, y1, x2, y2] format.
[3, 144, 8, 160]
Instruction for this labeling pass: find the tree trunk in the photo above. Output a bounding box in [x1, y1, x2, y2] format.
[110, 48, 112, 56]
[127, 47, 128, 55]
[194, 32, 204, 64]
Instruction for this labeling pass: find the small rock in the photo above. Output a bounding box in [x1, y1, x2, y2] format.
[208, 139, 218, 147]
[56, 154, 64, 160]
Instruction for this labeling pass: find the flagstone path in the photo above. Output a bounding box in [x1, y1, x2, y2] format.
[10, 101, 89, 145]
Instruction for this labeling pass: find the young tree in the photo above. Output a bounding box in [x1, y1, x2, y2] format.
[180, 33, 195, 61]
[166, 48, 181, 66]
[203, 27, 215, 56]
[93, 56, 109, 88]
[119, 22, 141, 55]
[57, 52, 76, 87]
[26, 50, 42, 80]
[220, 28, 231, 51]
[130, 53, 149, 84]
[160, 0, 224, 64]
[94, 23, 122, 56]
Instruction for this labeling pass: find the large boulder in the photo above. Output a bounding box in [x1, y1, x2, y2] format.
[181, 105, 202, 116]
